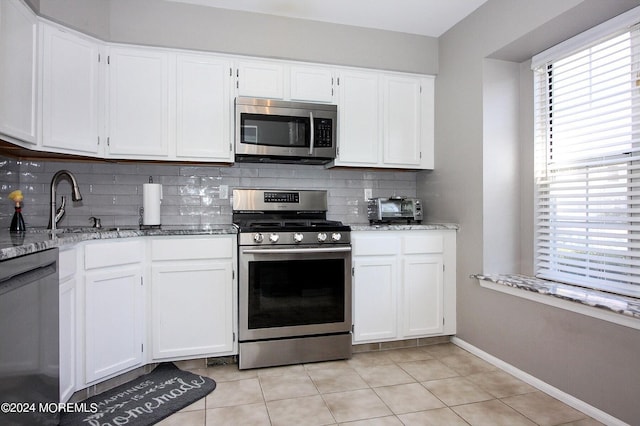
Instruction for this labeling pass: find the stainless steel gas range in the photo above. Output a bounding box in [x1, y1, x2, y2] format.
[232, 189, 352, 369]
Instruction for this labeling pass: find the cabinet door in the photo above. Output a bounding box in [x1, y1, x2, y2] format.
[85, 266, 143, 383]
[41, 23, 102, 155]
[401, 254, 443, 337]
[151, 261, 234, 359]
[352, 257, 397, 343]
[335, 70, 380, 166]
[106, 46, 169, 158]
[420, 76, 435, 169]
[59, 276, 76, 402]
[176, 53, 233, 161]
[236, 60, 284, 99]
[382, 74, 422, 167]
[290, 65, 334, 103]
[0, 0, 37, 144]
[59, 247, 77, 402]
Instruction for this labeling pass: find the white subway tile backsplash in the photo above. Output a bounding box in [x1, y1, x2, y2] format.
[0, 157, 417, 229]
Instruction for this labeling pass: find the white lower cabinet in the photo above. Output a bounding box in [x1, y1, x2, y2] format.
[82, 240, 144, 384]
[58, 246, 78, 403]
[352, 256, 397, 341]
[150, 236, 236, 360]
[352, 230, 455, 344]
[62, 235, 238, 394]
[402, 254, 443, 337]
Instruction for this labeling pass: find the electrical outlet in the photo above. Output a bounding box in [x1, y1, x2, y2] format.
[364, 188, 372, 200]
[219, 185, 228, 200]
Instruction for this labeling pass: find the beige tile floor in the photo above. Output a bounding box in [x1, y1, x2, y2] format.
[156, 343, 602, 426]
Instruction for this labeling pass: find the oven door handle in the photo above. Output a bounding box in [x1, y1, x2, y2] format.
[242, 246, 351, 255]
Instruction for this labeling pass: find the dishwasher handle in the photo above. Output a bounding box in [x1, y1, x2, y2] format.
[0, 262, 57, 296]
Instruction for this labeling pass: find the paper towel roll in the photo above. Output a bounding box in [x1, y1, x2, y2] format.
[143, 183, 162, 225]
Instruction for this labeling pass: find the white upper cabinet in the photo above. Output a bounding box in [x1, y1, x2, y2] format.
[175, 53, 233, 161]
[0, 0, 38, 144]
[382, 74, 422, 167]
[0, 10, 435, 168]
[333, 71, 434, 170]
[106, 46, 170, 158]
[40, 22, 102, 156]
[420, 76, 435, 169]
[384, 74, 435, 169]
[236, 59, 284, 99]
[289, 65, 335, 103]
[334, 69, 380, 166]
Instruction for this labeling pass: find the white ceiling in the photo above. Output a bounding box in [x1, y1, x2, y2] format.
[165, 0, 488, 37]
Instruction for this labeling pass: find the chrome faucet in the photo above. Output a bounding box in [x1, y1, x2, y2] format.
[48, 170, 83, 230]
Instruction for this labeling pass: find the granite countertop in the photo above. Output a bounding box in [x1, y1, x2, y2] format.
[0, 225, 238, 261]
[1, 222, 458, 261]
[349, 223, 459, 231]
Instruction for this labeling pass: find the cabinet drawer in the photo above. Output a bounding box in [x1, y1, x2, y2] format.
[403, 234, 444, 254]
[151, 237, 233, 261]
[84, 240, 143, 269]
[353, 235, 400, 256]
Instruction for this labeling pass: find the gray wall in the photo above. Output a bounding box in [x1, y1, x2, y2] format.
[38, 0, 439, 75]
[418, 0, 640, 423]
[0, 156, 416, 229]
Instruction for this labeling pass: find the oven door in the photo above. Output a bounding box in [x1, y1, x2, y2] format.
[238, 245, 351, 341]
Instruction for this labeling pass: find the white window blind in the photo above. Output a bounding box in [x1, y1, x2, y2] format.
[533, 21, 640, 299]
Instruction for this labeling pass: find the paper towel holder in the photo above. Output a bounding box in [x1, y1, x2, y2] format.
[140, 176, 162, 230]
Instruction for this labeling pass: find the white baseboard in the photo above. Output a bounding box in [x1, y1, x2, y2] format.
[451, 337, 628, 426]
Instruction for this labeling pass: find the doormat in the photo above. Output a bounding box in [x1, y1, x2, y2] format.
[60, 363, 216, 426]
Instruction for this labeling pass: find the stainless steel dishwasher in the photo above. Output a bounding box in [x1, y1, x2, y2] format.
[0, 248, 59, 426]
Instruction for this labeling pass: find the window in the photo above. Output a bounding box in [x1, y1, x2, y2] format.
[533, 15, 640, 298]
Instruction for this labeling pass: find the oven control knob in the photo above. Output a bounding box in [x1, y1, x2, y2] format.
[293, 232, 304, 243]
[331, 232, 342, 242]
[253, 233, 264, 243]
[269, 233, 280, 243]
[317, 232, 327, 242]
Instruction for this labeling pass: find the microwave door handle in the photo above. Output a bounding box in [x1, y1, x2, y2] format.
[309, 111, 314, 155]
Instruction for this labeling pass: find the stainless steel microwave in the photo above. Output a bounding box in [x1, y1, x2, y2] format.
[235, 97, 337, 164]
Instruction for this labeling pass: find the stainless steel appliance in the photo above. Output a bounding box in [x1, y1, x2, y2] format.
[235, 97, 337, 164]
[367, 196, 423, 224]
[233, 189, 352, 369]
[0, 249, 59, 425]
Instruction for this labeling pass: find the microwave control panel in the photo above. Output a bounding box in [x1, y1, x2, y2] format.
[314, 118, 333, 147]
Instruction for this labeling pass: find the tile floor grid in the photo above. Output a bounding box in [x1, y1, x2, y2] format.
[157, 343, 603, 426]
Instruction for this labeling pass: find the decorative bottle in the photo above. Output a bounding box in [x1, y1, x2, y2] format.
[8, 190, 26, 232]
[10, 203, 26, 232]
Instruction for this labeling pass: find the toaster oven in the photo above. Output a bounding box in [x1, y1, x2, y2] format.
[367, 197, 423, 224]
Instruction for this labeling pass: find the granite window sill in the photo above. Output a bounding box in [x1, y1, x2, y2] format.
[471, 273, 640, 330]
